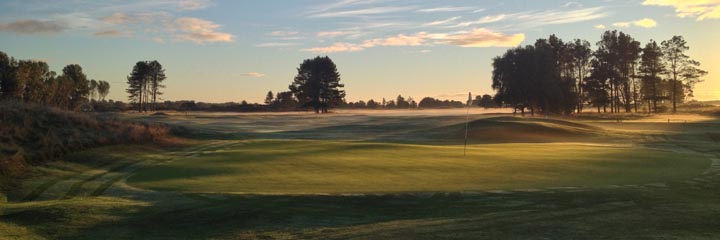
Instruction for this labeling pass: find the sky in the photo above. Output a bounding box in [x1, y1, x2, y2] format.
[0, 0, 719, 103]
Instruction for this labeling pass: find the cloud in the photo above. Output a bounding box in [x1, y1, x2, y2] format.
[241, 72, 266, 78]
[269, 31, 299, 36]
[563, 2, 584, 8]
[417, 7, 473, 13]
[93, 29, 129, 37]
[438, 28, 525, 47]
[171, 17, 234, 43]
[0, 19, 67, 34]
[255, 42, 299, 47]
[179, 0, 212, 10]
[303, 28, 524, 53]
[308, 6, 414, 18]
[362, 33, 426, 47]
[450, 14, 506, 28]
[102, 13, 135, 24]
[102, 12, 171, 25]
[303, 42, 366, 53]
[612, 18, 658, 28]
[317, 31, 359, 37]
[153, 37, 166, 44]
[595, 24, 607, 29]
[642, 0, 720, 20]
[424, 16, 462, 26]
[514, 7, 608, 26]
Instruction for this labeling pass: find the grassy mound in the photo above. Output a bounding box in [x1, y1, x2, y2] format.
[0, 101, 170, 180]
[423, 116, 603, 143]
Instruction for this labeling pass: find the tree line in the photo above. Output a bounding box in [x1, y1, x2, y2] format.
[0, 51, 110, 110]
[492, 31, 707, 115]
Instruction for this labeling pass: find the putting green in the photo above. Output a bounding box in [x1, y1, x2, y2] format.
[127, 140, 709, 194]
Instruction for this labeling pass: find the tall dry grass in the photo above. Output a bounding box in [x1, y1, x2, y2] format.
[0, 100, 170, 180]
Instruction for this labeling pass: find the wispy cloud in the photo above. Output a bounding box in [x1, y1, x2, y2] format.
[562, 2, 584, 8]
[241, 72, 266, 78]
[303, 28, 524, 53]
[0, 19, 67, 34]
[255, 42, 299, 47]
[269, 31, 299, 36]
[93, 29, 130, 37]
[308, 6, 414, 18]
[171, 17, 234, 44]
[449, 14, 506, 28]
[595, 24, 607, 29]
[178, 0, 212, 11]
[417, 7, 473, 13]
[438, 28, 525, 47]
[303, 42, 366, 53]
[642, 0, 720, 20]
[424, 16, 462, 26]
[612, 18, 658, 28]
[317, 31, 360, 37]
[514, 7, 608, 26]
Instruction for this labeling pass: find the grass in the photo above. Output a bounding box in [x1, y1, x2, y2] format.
[2, 110, 720, 239]
[126, 140, 708, 194]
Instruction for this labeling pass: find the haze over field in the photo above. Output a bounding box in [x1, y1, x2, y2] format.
[1, 0, 719, 103]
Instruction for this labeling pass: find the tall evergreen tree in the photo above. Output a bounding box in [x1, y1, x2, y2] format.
[127, 61, 150, 112]
[148, 61, 166, 111]
[661, 36, 707, 113]
[289, 56, 345, 113]
[639, 40, 665, 113]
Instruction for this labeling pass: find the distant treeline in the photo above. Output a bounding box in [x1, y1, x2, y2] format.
[492, 31, 707, 115]
[0, 51, 110, 110]
[335, 94, 499, 109]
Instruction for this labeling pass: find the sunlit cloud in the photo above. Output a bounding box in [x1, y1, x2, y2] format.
[595, 24, 607, 29]
[303, 28, 524, 53]
[303, 42, 365, 53]
[171, 17, 234, 44]
[438, 28, 525, 47]
[612, 18, 658, 28]
[642, 0, 720, 20]
[241, 72, 266, 78]
[0, 19, 67, 34]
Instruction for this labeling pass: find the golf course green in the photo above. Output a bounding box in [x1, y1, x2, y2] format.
[127, 140, 708, 194]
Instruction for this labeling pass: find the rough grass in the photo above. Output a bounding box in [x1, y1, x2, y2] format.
[127, 140, 708, 194]
[0, 101, 171, 184]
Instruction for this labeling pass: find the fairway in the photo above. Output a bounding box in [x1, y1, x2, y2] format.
[127, 140, 709, 194]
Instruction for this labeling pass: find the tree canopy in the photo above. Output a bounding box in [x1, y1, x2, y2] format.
[289, 56, 345, 113]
